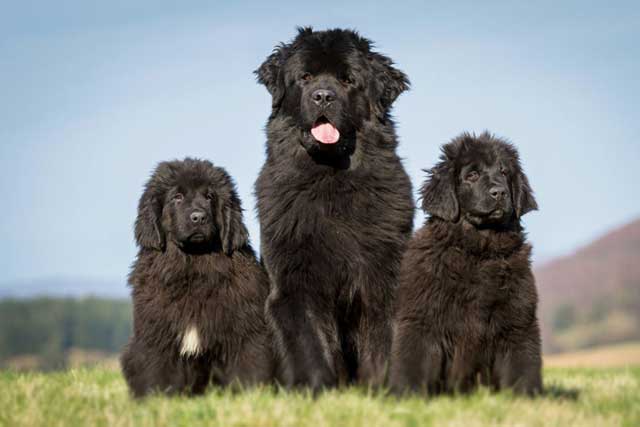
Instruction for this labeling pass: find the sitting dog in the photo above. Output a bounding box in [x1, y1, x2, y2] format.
[121, 158, 273, 397]
[390, 132, 543, 396]
[254, 26, 414, 392]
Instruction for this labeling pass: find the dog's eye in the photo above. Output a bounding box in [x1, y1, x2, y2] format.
[300, 73, 313, 82]
[341, 74, 354, 85]
[173, 193, 184, 202]
[500, 167, 508, 176]
[465, 171, 479, 182]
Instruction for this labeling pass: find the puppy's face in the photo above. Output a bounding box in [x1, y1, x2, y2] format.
[134, 159, 249, 255]
[457, 155, 514, 227]
[256, 27, 409, 157]
[421, 133, 538, 228]
[162, 184, 217, 250]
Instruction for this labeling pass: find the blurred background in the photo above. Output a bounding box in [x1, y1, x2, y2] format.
[1, 0, 639, 370]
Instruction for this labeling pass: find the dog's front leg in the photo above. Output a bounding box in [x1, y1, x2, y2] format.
[267, 283, 342, 393]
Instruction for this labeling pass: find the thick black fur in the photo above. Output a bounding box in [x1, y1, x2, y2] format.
[121, 158, 274, 398]
[389, 132, 543, 396]
[254, 27, 414, 391]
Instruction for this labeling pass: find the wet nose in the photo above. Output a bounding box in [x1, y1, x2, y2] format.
[489, 186, 507, 200]
[190, 210, 206, 224]
[311, 89, 336, 106]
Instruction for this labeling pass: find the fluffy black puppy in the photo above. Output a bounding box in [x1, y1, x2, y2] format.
[390, 132, 542, 396]
[121, 158, 273, 398]
[254, 27, 414, 390]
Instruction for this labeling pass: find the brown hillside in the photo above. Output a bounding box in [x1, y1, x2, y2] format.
[535, 218, 640, 353]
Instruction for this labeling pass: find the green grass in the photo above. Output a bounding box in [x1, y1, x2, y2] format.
[0, 368, 638, 427]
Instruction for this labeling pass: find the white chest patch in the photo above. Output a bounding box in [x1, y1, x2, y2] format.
[180, 325, 202, 357]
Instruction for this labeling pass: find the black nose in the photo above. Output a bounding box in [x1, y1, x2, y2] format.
[489, 186, 507, 200]
[311, 89, 336, 106]
[190, 211, 206, 224]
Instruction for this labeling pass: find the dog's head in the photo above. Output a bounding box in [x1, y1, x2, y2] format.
[255, 27, 409, 155]
[134, 158, 248, 255]
[420, 132, 538, 228]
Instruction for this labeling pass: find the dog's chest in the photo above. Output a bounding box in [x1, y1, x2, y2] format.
[470, 258, 528, 331]
[179, 325, 202, 357]
[281, 177, 394, 229]
[167, 282, 229, 358]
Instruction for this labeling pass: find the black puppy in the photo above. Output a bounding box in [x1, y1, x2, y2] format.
[390, 132, 542, 396]
[255, 28, 414, 390]
[121, 158, 273, 398]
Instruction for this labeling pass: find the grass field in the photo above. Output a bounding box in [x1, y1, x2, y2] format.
[1, 367, 638, 427]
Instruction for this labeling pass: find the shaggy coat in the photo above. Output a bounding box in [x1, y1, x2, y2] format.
[390, 133, 543, 396]
[254, 28, 414, 390]
[121, 159, 273, 397]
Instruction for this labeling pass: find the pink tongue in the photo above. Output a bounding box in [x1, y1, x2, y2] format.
[311, 122, 340, 144]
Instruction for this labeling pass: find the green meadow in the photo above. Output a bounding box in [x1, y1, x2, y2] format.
[1, 367, 638, 427]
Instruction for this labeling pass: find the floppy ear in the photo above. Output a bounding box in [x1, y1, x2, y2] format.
[420, 164, 459, 222]
[216, 192, 249, 255]
[134, 186, 165, 251]
[511, 168, 538, 218]
[369, 52, 410, 116]
[255, 47, 286, 110]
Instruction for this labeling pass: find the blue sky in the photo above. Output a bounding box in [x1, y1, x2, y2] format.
[1, 1, 639, 292]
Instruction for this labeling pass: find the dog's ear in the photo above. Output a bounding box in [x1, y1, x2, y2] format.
[215, 191, 249, 255]
[134, 185, 165, 251]
[255, 47, 286, 110]
[368, 52, 410, 116]
[511, 167, 538, 218]
[420, 163, 459, 222]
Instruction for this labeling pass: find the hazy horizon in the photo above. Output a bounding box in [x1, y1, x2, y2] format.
[2, 1, 639, 292]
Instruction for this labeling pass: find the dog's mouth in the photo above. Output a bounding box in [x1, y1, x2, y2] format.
[478, 207, 509, 221]
[310, 116, 340, 145]
[187, 232, 207, 243]
[467, 206, 512, 227]
[487, 208, 505, 219]
[177, 231, 218, 254]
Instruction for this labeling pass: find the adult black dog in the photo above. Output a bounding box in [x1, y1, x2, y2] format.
[390, 132, 542, 396]
[121, 158, 273, 397]
[254, 27, 414, 390]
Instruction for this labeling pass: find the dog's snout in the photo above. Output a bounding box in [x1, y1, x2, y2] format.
[489, 186, 507, 200]
[311, 89, 336, 106]
[190, 210, 206, 224]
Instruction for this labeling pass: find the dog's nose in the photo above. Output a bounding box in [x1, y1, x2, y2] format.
[311, 89, 336, 106]
[489, 186, 507, 200]
[190, 211, 206, 224]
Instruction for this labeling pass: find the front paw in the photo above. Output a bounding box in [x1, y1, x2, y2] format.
[309, 369, 338, 395]
[285, 367, 337, 395]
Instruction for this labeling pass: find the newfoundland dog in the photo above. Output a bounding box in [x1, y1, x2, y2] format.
[389, 132, 542, 396]
[121, 158, 273, 397]
[254, 27, 414, 390]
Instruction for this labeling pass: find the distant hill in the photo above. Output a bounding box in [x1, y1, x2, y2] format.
[0, 277, 128, 299]
[536, 218, 640, 353]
